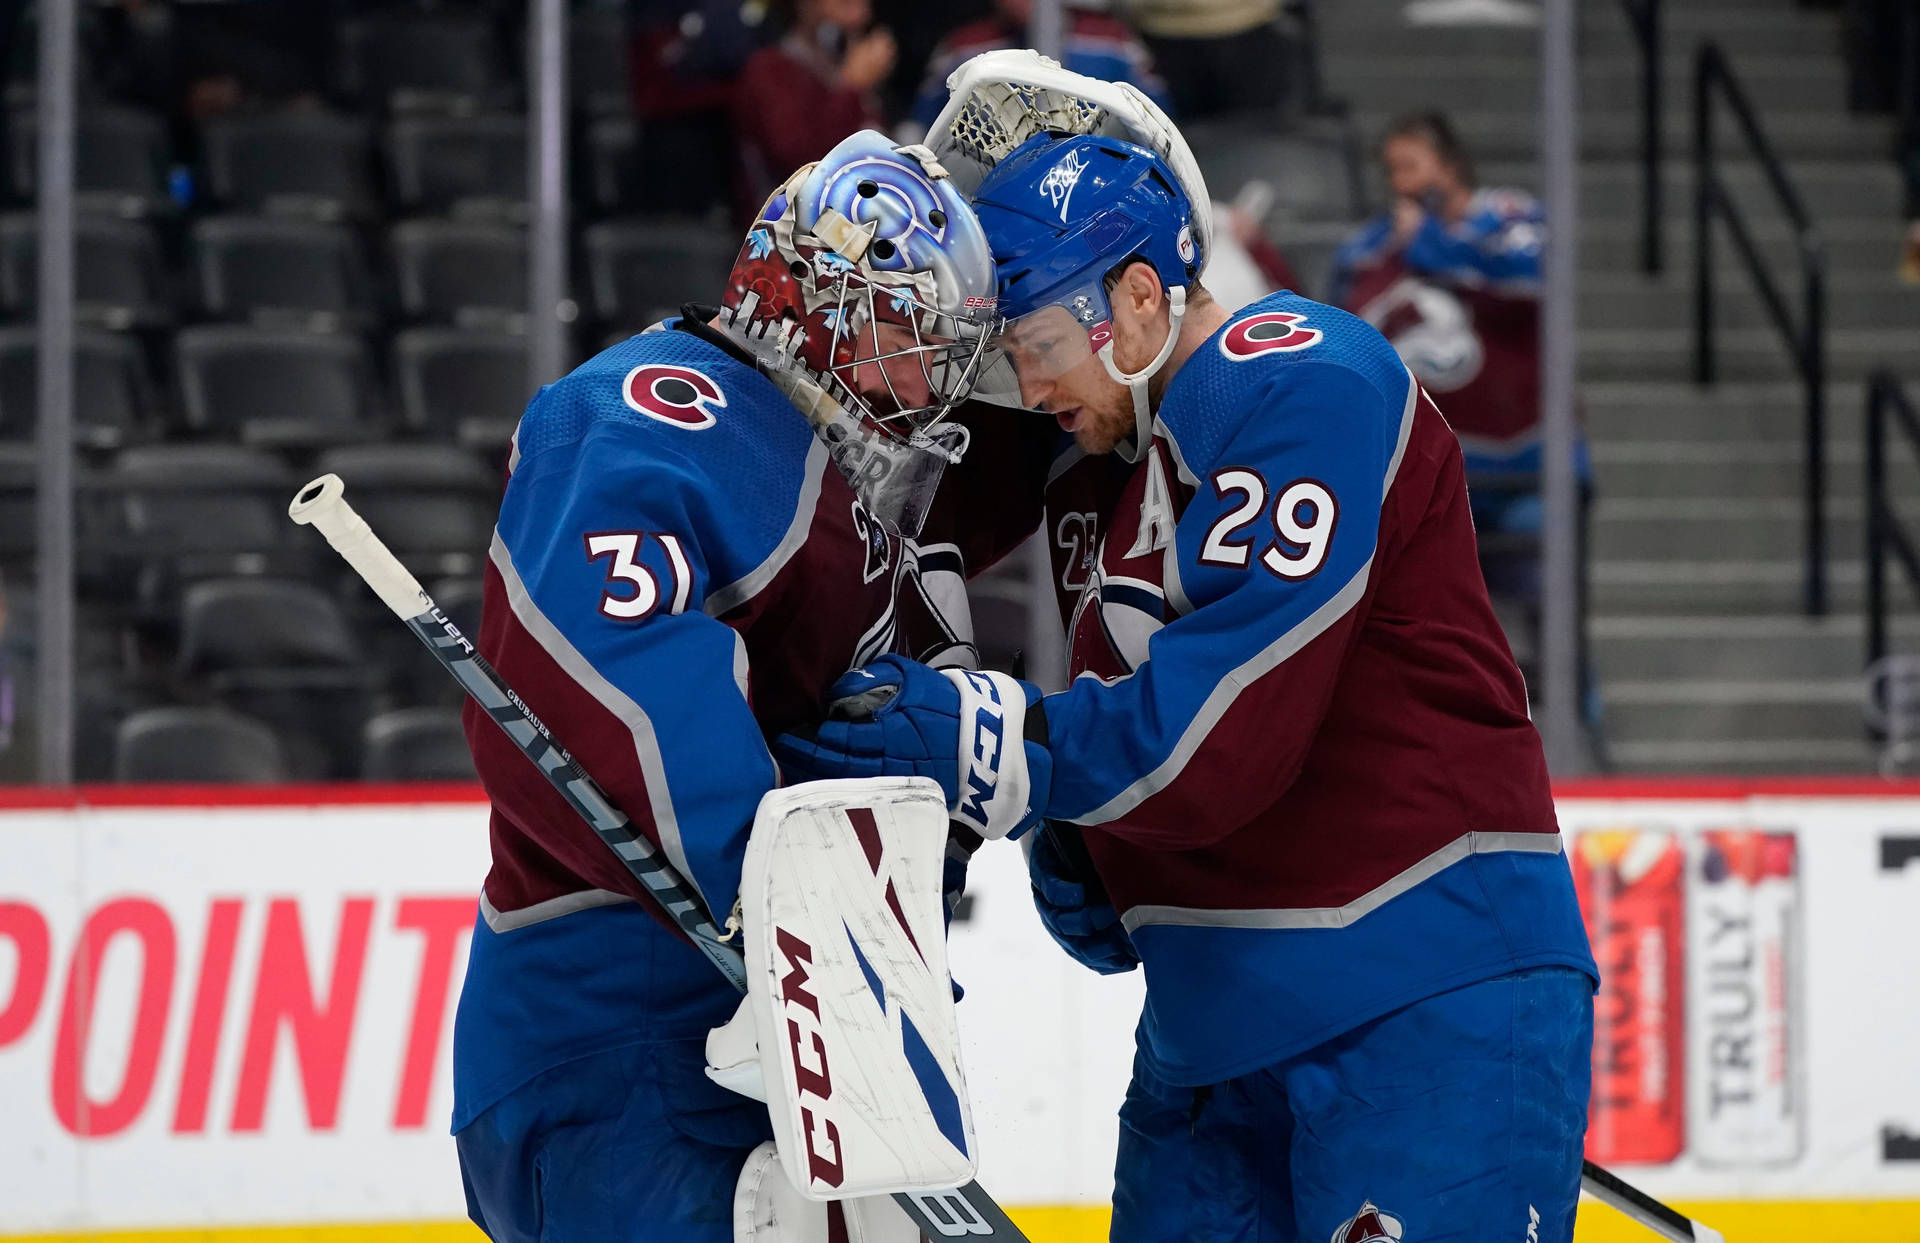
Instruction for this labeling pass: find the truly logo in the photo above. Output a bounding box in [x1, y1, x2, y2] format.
[1038, 147, 1090, 222]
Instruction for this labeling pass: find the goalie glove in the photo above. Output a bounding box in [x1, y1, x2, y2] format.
[774, 655, 1053, 842]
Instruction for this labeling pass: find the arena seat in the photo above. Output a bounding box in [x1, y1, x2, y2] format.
[0, 326, 155, 449]
[390, 220, 527, 327]
[0, 214, 172, 329]
[191, 215, 378, 331]
[201, 111, 379, 222]
[392, 326, 530, 447]
[315, 443, 497, 579]
[360, 706, 476, 781]
[112, 706, 290, 784]
[7, 106, 171, 218]
[337, 11, 510, 116]
[387, 114, 527, 220]
[174, 325, 384, 446]
[582, 218, 737, 332]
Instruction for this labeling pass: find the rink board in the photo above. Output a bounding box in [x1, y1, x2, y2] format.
[2, 780, 1919, 1240]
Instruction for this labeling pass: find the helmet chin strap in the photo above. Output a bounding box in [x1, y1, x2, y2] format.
[1094, 285, 1187, 463]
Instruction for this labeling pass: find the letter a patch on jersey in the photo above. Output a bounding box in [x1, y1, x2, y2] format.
[623, 363, 727, 429]
[1220, 311, 1323, 360]
[1124, 449, 1177, 560]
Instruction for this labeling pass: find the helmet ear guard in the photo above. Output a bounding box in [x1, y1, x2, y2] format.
[1095, 279, 1186, 464]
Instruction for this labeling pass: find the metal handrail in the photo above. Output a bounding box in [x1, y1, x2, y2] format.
[1867, 370, 1920, 670]
[1692, 40, 1829, 616]
[1619, 0, 1662, 274]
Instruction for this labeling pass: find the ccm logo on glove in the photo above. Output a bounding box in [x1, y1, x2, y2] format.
[947, 669, 1034, 841]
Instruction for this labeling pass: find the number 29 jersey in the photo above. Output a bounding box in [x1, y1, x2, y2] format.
[1037, 291, 1597, 1087]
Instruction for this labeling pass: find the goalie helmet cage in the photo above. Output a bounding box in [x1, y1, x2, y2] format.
[923, 49, 1217, 282]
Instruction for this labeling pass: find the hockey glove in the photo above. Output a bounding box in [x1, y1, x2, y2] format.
[1027, 820, 1139, 975]
[773, 654, 1053, 841]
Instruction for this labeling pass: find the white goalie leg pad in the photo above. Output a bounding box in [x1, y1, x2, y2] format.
[733, 1143, 922, 1243]
[736, 776, 977, 1200]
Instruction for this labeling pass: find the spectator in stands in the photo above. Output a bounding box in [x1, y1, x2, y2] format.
[904, 0, 1170, 137]
[1329, 113, 1596, 733]
[1111, 0, 1299, 119]
[732, 0, 895, 223]
[631, 1, 777, 217]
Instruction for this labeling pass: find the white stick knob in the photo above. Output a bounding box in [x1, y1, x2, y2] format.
[289, 474, 432, 621]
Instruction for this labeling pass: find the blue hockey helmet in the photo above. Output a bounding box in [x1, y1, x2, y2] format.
[970, 131, 1202, 458]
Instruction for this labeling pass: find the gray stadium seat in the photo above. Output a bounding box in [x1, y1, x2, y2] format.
[174, 326, 383, 445]
[0, 327, 154, 449]
[0, 214, 171, 329]
[585, 116, 639, 215]
[104, 446, 295, 596]
[390, 220, 526, 327]
[191, 215, 377, 331]
[392, 326, 529, 447]
[337, 12, 508, 115]
[8, 107, 171, 217]
[113, 707, 290, 783]
[315, 444, 497, 578]
[583, 218, 737, 330]
[176, 577, 380, 778]
[360, 706, 476, 781]
[570, 10, 633, 119]
[201, 112, 378, 221]
[387, 114, 526, 220]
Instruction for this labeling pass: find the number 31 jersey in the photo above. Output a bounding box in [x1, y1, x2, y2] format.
[1037, 291, 1597, 1087]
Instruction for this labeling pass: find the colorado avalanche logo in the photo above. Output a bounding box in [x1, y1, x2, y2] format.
[623, 364, 726, 429]
[1220, 311, 1323, 360]
[1331, 1202, 1404, 1243]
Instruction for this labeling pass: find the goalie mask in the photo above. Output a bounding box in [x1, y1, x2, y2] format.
[720, 130, 1000, 538]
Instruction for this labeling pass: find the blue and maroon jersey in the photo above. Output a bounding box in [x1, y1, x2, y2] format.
[464, 318, 965, 933]
[1033, 292, 1595, 1085]
[1327, 188, 1589, 481]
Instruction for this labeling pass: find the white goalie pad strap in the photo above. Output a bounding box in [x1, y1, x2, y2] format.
[740, 777, 977, 1201]
[733, 1142, 922, 1243]
[705, 997, 768, 1102]
[941, 669, 1033, 841]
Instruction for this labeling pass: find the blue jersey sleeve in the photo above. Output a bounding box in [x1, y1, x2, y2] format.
[1402, 197, 1544, 293]
[1041, 346, 1416, 847]
[495, 396, 783, 917]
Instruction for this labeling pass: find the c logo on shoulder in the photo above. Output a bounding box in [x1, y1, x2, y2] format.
[623, 364, 727, 429]
[1220, 311, 1323, 361]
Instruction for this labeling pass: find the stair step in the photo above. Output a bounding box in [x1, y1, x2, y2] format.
[1479, 158, 1905, 219]
[1589, 557, 1870, 612]
[1353, 108, 1893, 162]
[1317, 7, 1837, 60]
[1324, 53, 1847, 116]
[1603, 676, 1868, 743]
[1579, 380, 1878, 442]
[1579, 326, 1918, 382]
[1591, 613, 1920, 679]
[1606, 736, 1879, 773]
[1582, 215, 1911, 272]
[1590, 495, 1920, 560]
[1579, 272, 1920, 333]
[1586, 441, 1901, 502]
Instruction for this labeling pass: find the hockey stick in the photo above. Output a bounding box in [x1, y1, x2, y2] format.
[1581, 1160, 1725, 1243]
[289, 473, 1033, 1243]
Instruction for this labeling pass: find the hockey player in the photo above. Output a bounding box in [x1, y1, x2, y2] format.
[449, 130, 999, 1243]
[776, 131, 1600, 1241]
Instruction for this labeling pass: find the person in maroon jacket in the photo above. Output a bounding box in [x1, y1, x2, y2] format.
[731, 0, 896, 225]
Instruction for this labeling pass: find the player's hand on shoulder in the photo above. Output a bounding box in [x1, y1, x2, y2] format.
[1027, 821, 1138, 975]
[771, 654, 1053, 841]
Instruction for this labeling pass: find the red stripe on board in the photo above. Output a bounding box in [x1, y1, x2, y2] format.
[0, 776, 1917, 813]
[0, 782, 487, 811]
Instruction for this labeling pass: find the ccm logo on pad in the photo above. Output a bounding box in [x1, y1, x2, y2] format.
[622, 364, 726, 429]
[774, 927, 846, 1189]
